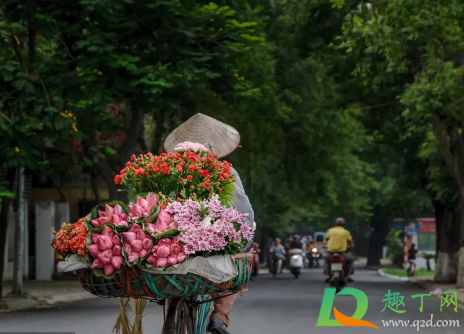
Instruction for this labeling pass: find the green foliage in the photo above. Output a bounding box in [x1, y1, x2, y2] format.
[386, 229, 403, 266]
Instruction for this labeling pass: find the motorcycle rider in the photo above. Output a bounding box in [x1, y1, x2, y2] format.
[270, 238, 286, 272]
[324, 217, 354, 282]
[307, 237, 320, 268]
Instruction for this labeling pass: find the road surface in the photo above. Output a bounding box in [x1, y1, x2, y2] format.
[0, 269, 463, 333]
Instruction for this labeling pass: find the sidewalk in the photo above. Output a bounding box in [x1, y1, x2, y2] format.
[378, 269, 464, 310]
[0, 279, 96, 313]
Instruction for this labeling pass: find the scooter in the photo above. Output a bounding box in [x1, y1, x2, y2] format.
[326, 253, 348, 293]
[270, 253, 283, 278]
[289, 248, 305, 278]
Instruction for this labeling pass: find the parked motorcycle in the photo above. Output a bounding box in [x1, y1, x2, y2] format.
[289, 248, 305, 278]
[326, 253, 348, 293]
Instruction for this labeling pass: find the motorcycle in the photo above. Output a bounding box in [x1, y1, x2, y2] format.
[326, 253, 348, 293]
[270, 253, 283, 278]
[308, 247, 320, 268]
[289, 248, 305, 278]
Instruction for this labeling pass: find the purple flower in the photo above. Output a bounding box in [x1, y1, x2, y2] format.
[166, 196, 253, 255]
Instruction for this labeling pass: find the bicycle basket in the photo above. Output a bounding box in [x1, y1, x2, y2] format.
[77, 253, 253, 299]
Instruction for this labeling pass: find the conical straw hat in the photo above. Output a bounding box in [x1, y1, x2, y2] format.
[164, 113, 240, 158]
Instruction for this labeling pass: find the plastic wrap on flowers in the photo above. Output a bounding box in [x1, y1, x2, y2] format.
[85, 225, 126, 279]
[128, 192, 160, 224]
[120, 223, 153, 265]
[87, 201, 129, 230]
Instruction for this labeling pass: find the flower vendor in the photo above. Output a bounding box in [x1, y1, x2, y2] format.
[164, 113, 255, 334]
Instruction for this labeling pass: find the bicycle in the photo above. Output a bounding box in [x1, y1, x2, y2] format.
[77, 253, 252, 334]
[162, 293, 239, 334]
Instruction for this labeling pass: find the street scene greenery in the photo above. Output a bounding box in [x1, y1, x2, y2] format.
[1, 0, 464, 296]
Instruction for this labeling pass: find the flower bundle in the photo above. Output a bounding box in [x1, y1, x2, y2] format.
[120, 223, 152, 264]
[51, 217, 88, 258]
[128, 193, 159, 222]
[54, 142, 252, 279]
[166, 196, 253, 256]
[144, 209, 178, 237]
[89, 202, 129, 228]
[86, 226, 125, 277]
[114, 148, 235, 205]
[144, 237, 186, 268]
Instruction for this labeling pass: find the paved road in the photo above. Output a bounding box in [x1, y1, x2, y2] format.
[0, 269, 463, 333]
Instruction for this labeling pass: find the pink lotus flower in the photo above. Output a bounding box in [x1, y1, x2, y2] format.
[98, 249, 113, 264]
[96, 235, 113, 250]
[128, 193, 159, 221]
[87, 244, 99, 258]
[142, 238, 152, 250]
[104, 264, 115, 276]
[86, 227, 124, 276]
[157, 245, 170, 258]
[120, 224, 153, 264]
[156, 258, 167, 267]
[113, 245, 122, 256]
[90, 204, 129, 228]
[145, 210, 177, 234]
[144, 237, 186, 268]
[91, 258, 103, 269]
[121, 232, 136, 244]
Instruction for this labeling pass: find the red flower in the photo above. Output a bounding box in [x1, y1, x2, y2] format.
[176, 165, 183, 172]
[187, 175, 193, 181]
[114, 175, 122, 184]
[188, 164, 196, 171]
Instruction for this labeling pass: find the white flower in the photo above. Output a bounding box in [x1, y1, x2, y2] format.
[202, 217, 212, 227]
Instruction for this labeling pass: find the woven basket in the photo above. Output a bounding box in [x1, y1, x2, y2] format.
[77, 253, 252, 299]
[77, 268, 127, 298]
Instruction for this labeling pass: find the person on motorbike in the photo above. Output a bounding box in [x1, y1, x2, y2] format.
[270, 238, 286, 259]
[289, 235, 304, 250]
[164, 113, 254, 334]
[324, 217, 354, 282]
[307, 237, 320, 268]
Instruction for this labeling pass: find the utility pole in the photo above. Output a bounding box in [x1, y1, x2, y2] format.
[12, 167, 25, 296]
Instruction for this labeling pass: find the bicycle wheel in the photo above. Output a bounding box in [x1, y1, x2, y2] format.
[164, 298, 194, 334]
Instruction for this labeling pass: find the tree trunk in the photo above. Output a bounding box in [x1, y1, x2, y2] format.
[367, 205, 392, 268]
[431, 115, 464, 287]
[0, 197, 11, 300]
[0, 168, 15, 301]
[434, 201, 460, 283]
[456, 189, 464, 288]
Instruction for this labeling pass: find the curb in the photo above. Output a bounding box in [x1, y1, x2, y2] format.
[378, 269, 409, 281]
[412, 280, 464, 311]
[378, 269, 464, 311]
[0, 292, 97, 314]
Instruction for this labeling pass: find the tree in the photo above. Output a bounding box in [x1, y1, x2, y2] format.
[421, 253, 435, 272]
[338, 0, 464, 286]
[0, 1, 76, 298]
